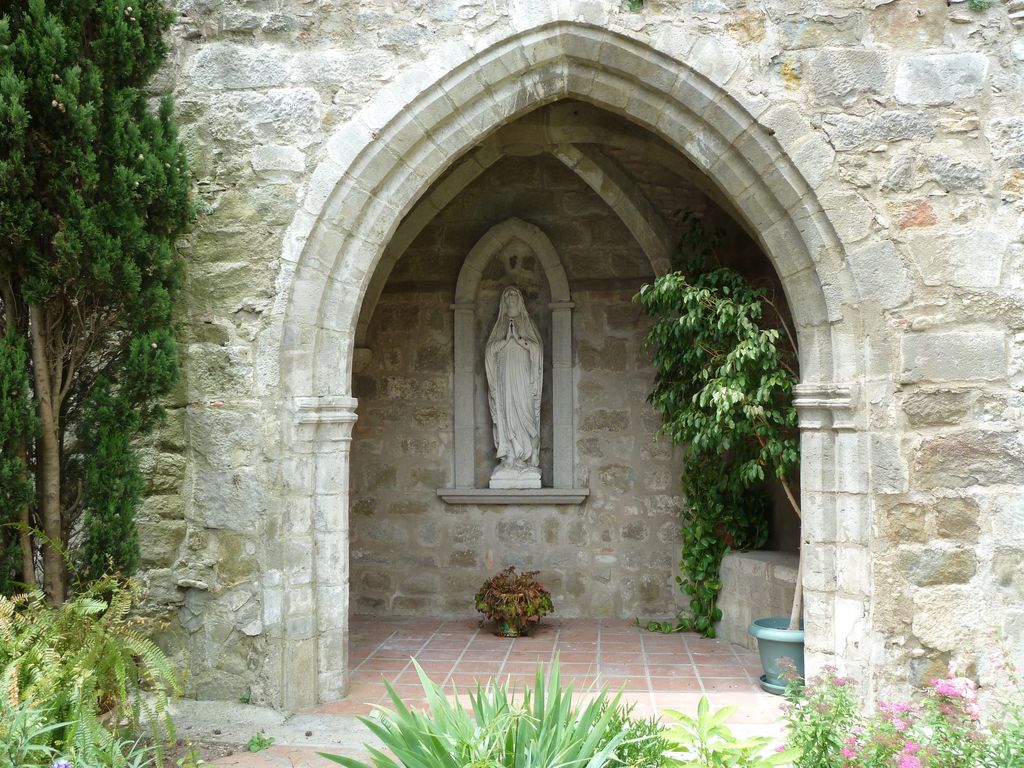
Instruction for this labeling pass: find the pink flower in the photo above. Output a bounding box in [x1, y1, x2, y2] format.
[840, 746, 857, 758]
[893, 718, 909, 732]
[898, 755, 922, 768]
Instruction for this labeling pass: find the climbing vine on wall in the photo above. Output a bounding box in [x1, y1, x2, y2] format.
[635, 215, 800, 637]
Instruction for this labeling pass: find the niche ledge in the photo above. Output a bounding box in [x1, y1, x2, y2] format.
[436, 488, 590, 505]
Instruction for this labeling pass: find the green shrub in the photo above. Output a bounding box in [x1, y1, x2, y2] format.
[664, 697, 800, 767]
[598, 701, 668, 768]
[0, 577, 180, 767]
[0, 700, 64, 768]
[320, 658, 630, 768]
[780, 661, 1024, 768]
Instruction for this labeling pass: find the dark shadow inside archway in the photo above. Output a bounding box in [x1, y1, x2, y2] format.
[347, 100, 799, 629]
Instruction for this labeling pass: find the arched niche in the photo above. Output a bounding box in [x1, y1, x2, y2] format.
[445, 218, 584, 500]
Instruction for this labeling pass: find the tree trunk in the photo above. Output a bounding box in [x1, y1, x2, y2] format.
[788, 549, 803, 631]
[28, 304, 65, 604]
[781, 479, 803, 631]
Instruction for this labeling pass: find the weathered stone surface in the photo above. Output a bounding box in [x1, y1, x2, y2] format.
[933, 497, 981, 541]
[913, 431, 1024, 488]
[922, 154, 987, 192]
[901, 332, 1006, 383]
[778, 13, 864, 50]
[822, 111, 934, 151]
[157, 0, 1024, 708]
[579, 409, 631, 432]
[251, 144, 305, 181]
[194, 470, 268, 531]
[845, 241, 912, 309]
[900, 546, 977, 586]
[869, 0, 946, 48]
[497, 520, 537, 545]
[138, 519, 186, 568]
[993, 548, 1024, 596]
[189, 44, 291, 90]
[808, 49, 890, 102]
[578, 339, 628, 371]
[877, 501, 928, 544]
[902, 388, 973, 427]
[141, 494, 187, 521]
[912, 586, 985, 651]
[986, 117, 1024, 160]
[895, 53, 989, 105]
[908, 229, 1004, 288]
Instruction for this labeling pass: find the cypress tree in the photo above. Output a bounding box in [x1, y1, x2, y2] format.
[0, 329, 37, 594]
[0, 0, 191, 600]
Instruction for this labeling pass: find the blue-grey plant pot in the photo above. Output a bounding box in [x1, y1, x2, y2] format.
[748, 617, 804, 695]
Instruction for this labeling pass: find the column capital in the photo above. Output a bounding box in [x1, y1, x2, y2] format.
[793, 383, 856, 431]
[294, 396, 359, 443]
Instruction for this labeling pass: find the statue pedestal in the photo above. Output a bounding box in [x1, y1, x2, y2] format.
[489, 465, 541, 489]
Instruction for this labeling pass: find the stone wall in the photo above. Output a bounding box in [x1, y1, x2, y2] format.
[148, 0, 1024, 706]
[350, 151, 727, 619]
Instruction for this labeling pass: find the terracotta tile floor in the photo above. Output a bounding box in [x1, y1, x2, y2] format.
[311, 616, 785, 727]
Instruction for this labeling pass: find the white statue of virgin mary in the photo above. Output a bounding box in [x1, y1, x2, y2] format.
[484, 286, 543, 489]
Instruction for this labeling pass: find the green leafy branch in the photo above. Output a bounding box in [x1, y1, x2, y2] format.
[635, 214, 800, 637]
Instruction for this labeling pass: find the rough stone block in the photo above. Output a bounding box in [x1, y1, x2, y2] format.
[497, 520, 536, 545]
[597, 464, 636, 493]
[577, 339, 628, 371]
[141, 494, 186, 521]
[993, 548, 1024, 597]
[932, 497, 981, 542]
[895, 53, 989, 105]
[138, 519, 186, 568]
[579, 409, 631, 433]
[913, 431, 1024, 488]
[195, 470, 267, 531]
[845, 240, 912, 310]
[902, 388, 973, 427]
[822, 111, 934, 151]
[189, 43, 291, 90]
[808, 49, 890, 103]
[869, 0, 946, 48]
[778, 12, 865, 50]
[909, 229, 1004, 288]
[901, 332, 1006, 383]
[912, 586, 984, 651]
[901, 546, 978, 586]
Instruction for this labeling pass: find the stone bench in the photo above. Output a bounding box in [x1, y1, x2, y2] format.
[715, 551, 799, 651]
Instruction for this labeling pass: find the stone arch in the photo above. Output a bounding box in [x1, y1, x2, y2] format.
[450, 218, 575, 489]
[273, 20, 867, 708]
[353, 123, 674, 350]
[454, 217, 570, 304]
[547, 143, 672, 275]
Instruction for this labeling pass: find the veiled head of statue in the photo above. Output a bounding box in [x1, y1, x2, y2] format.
[502, 286, 525, 316]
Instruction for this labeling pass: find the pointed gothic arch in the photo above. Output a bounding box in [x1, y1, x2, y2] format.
[270, 20, 868, 708]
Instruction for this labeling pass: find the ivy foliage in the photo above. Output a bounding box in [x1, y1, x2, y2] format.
[635, 215, 799, 637]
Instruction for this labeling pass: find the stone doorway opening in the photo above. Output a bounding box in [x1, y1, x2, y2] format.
[278, 21, 864, 709]
[347, 100, 800, 642]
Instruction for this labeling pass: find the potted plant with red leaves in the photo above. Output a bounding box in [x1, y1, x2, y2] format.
[474, 566, 554, 637]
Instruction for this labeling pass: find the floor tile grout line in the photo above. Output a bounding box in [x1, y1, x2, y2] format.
[689, 636, 707, 695]
[352, 627, 399, 673]
[441, 623, 482, 689]
[378, 620, 446, 700]
[729, 640, 760, 688]
[639, 627, 658, 714]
